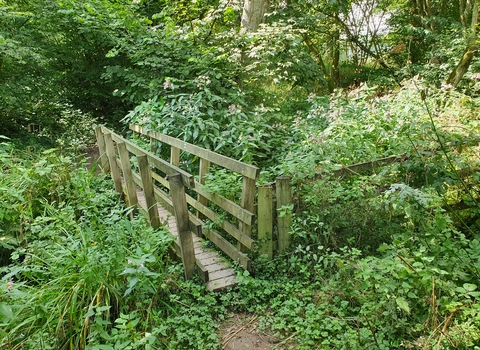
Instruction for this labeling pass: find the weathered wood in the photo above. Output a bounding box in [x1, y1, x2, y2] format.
[130, 125, 260, 180]
[102, 126, 195, 188]
[276, 176, 292, 252]
[104, 133, 123, 194]
[133, 170, 202, 235]
[194, 258, 209, 282]
[95, 126, 109, 172]
[137, 155, 161, 229]
[147, 172, 203, 236]
[209, 268, 236, 280]
[97, 125, 255, 291]
[238, 176, 256, 252]
[170, 239, 209, 282]
[330, 154, 406, 178]
[204, 262, 231, 273]
[195, 181, 254, 226]
[185, 192, 255, 249]
[117, 142, 138, 211]
[258, 185, 273, 259]
[195, 251, 221, 260]
[168, 173, 196, 280]
[171, 146, 180, 167]
[197, 158, 210, 220]
[206, 275, 237, 291]
[199, 256, 225, 267]
[204, 227, 251, 270]
[124, 133, 254, 227]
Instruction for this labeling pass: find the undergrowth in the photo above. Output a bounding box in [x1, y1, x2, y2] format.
[2, 78, 480, 349]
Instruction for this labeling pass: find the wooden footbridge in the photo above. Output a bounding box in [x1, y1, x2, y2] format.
[95, 125, 293, 291]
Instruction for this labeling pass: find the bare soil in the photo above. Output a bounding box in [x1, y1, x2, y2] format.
[220, 314, 292, 350]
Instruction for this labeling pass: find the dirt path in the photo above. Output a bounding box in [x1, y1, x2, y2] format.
[220, 314, 292, 350]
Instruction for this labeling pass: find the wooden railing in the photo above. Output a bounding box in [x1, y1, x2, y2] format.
[129, 124, 261, 270]
[95, 125, 295, 279]
[95, 126, 198, 278]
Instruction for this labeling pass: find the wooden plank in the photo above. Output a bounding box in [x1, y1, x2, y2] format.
[206, 275, 237, 291]
[137, 155, 161, 229]
[204, 262, 231, 273]
[311, 154, 406, 180]
[170, 240, 209, 282]
[276, 176, 292, 252]
[169, 173, 196, 280]
[104, 133, 123, 194]
[185, 192, 255, 249]
[171, 146, 180, 167]
[152, 171, 254, 226]
[130, 125, 260, 180]
[195, 258, 209, 282]
[199, 256, 226, 267]
[258, 186, 273, 259]
[197, 158, 210, 220]
[95, 126, 109, 172]
[209, 268, 236, 280]
[102, 126, 194, 188]
[150, 167, 255, 231]
[148, 172, 204, 236]
[154, 188, 204, 236]
[131, 169, 203, 236]
[204, 228, 251, 270]
[193, 241, 204, 249]
[238, 176, 256, 252]
[195, 251, 220, 260]
[194, 181, 254, 226]
[117, 142, 138, 211]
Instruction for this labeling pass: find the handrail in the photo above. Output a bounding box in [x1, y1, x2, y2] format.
[101, 126, 195, 188]
[130, 124, 260, 180]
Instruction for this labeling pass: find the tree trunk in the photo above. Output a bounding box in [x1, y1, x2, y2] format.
[446, 47, 476, 87]
[302, 33, 335, 92]
[240, 0, 270, 33]
[332, 29, 341, 86]
[446, 0, 478, 87]
[425, 0, 435, 31]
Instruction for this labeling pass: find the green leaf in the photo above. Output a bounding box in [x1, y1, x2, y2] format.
[84, 309, 95, 318]
[96, 305, 111, 312]
[463, 283, 477, 292]
[396, 297, 410, 314]
[436, 216, 447, 231]
[0, 304, 13, 321]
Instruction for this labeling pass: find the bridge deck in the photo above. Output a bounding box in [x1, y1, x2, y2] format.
[135, 188, 238, 291]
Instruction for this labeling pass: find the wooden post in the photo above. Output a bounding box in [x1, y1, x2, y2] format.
[117, 142, 138, 211]
[258, 185, 273, 260]
[197, 158, 210, 220]
[168, 173, 196, 280]
[276, 176, 292, 252]
[104, 133, 123, 194]
[238, 176, 256, 252]
[95, 126, 109, 172]
[137, 154, 161, 229]
[171, 146, 180, 167]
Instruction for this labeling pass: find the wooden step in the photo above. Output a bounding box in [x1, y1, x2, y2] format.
[136, 187, 238, 291]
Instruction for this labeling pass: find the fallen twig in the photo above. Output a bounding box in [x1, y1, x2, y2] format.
[222, 315, 258, 347]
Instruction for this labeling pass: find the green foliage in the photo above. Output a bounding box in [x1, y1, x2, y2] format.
[1, 144, 252, 349]
[2, 0, 480, 348]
